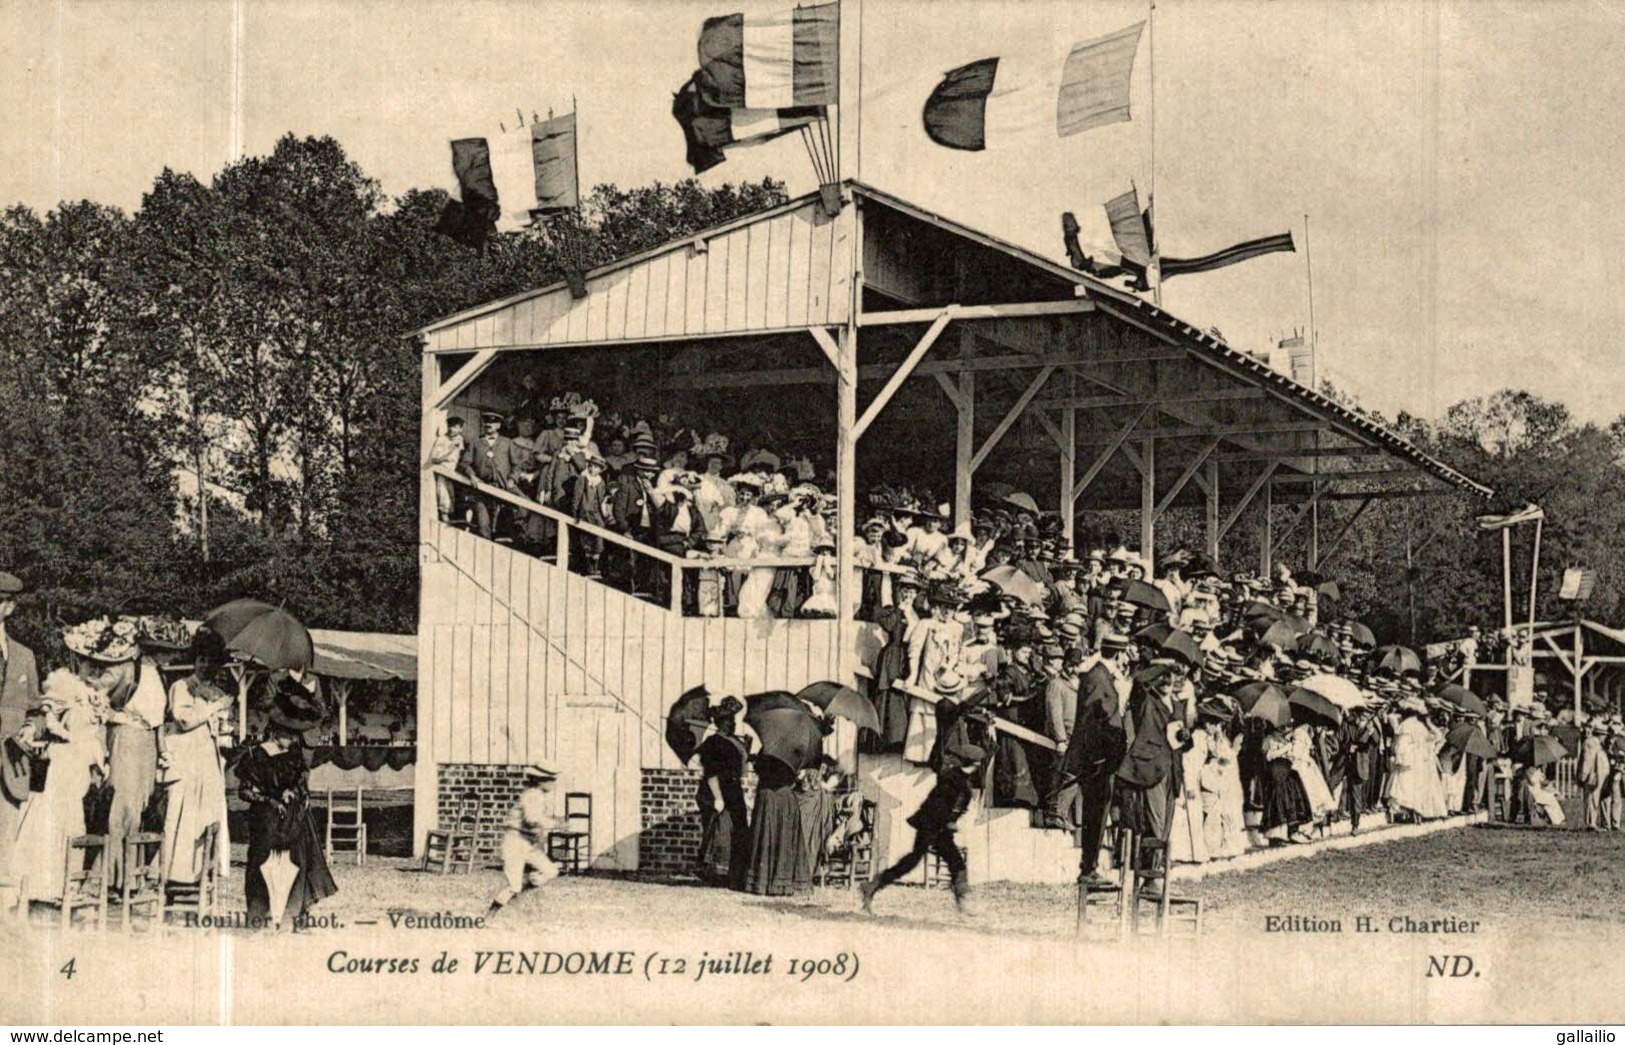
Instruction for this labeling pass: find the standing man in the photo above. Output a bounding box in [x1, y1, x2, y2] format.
[1042, 647, 1083, 829]
[1063, 631, 1134, 886]
[487, 764, 562, 917]
[1115, 660, 1195, 846]
[459, 412, 518, 539]
[0, 572, 40, 891]
[1578, 722, 1611, 832]
[427, 415, 466, 523]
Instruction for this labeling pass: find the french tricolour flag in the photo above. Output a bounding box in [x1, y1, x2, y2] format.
[696, 1, 840, 110]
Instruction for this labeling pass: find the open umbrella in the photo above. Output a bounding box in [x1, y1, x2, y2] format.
[1134, 622, 1177, 646]
[1117, 579, 1171, 614]
[1242, 600, 1286, 623]
[1243, 689, 1292, 728]
[665, 684, 713, 765]
[1002, 491, 1041, 515]
[204, 599, 314, 672]
[1435, 684, 1488, 717]
[1255, 619, 1303, 651]
[1371, 645, 1423, 676]
[1234, 681, 1289, 713]
[1316, 580, 1342, 603]
[1296, 673, 1366, 710]
[1344, 621, 1377, 648]
[744, 691, 825, 773]
[1156, 630, 1204, 669]
[795, 681, 880, 733]
[1513, 734, 1568, 767]
[981, 565, 1047, 605]
[1288, 686, 1344, 728]
[1299, 634, 1341, 663]
[1444, 723, 1498, 760]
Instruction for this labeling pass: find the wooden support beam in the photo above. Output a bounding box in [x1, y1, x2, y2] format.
[1540, 632, 1577, 676]
[1153, 438, 1221, 520]
[1259, 482, 1274, 576]
[859, 299, 1096, 326]
[853, 307, 954, 440]
[971, 365, 1056, 472]
[432, 347, 499, 410]
[1204, 459, 1220, 563]
[1214, 446, 1384, 463]
[1060, 407, 1076, 546]
[1272, 469, 1423, 484]
[933, 372, 969, 410]
[1140, 439, 1156, 570]
[1270, 482, 1330, 561]
[953, 328, 975, 524]
[1221, 461, 1279, 539]
[1070, 405, 1152, 505]
[1075, 420, 1325, 445]
[1319, 488, 1460, 502]
[808, 325, 844, 379]
[1038, 388, 1267, 411]
[1314, 496, 1373, 570]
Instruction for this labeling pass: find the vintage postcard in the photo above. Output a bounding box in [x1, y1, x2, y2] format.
[3, 0, 1624, 1027]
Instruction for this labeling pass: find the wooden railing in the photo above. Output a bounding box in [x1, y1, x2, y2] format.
[892, 679, 1059, 752]
[433, 467, 909, 616]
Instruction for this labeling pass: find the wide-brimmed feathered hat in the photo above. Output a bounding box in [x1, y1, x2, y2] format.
[63, 617, 139, 664]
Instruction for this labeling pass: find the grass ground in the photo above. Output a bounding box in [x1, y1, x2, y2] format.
[218, 820, 1625, 942]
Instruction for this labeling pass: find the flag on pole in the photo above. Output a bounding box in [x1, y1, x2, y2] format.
[672, 72, 822, 174]
[697, 1, 840, 110]
[531, 112, 580, 214]
[435, 138, 501, 247]
[1160, 232, 1296, 278]
[1477, 504, 1545, 531]
[922, 22, 1145, 151]
[1104, 187, 1152, 266]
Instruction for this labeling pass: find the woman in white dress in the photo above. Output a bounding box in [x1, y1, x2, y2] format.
[1199, 711, 1250, 858]
[1388, 697, 1450, 821]
[903, 582, 965, 764]
[737, 483, 786, 619]
[161, 627, 234, 885]
[1290, 722, 1338, 821]
[13, 667, 109, 904]
[1169, 722, 1211, 864]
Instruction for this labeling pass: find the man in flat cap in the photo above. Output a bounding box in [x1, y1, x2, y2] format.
[488, 763, 563, 917]
[0, 571, 40, 890]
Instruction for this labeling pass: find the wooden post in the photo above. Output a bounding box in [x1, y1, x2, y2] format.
[1528, 516, 1543, 627]
[1259, 482, 1273, 577]
[834, 201, 863, 774]
[954, 329, 975, 525]
[1502, 528, 1514, 633]
[1204, 459, 1219, 565]
[1139, 438, 1155, 571]
[1575, 623, 1584, 723]
[1060, 407, 1076, 547]
[335, 679, 350, 746]
[1308, 499, 1320, 569]
[556, 519, 570, 568]
[670, 562, 684, 614]
[415, 345, 443, 858]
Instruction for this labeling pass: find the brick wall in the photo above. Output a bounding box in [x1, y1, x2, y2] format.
[639, 767, 758, 875]
[437, 763, 530, 860]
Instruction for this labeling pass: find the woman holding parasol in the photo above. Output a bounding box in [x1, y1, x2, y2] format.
[1387, 696, 1450, 822]
[237, 677, 337, 928]
[694, 697, 752, 888]
[740, 692, 827, 897]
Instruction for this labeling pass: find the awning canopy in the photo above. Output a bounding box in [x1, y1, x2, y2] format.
[309, 628, 417, 681]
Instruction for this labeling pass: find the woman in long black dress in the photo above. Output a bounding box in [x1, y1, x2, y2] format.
[695, 697, 751, 887]
[237, 680, 337, 928]
[1258, 723, 1313, 846]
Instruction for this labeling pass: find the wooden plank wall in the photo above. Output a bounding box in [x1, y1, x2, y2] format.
[424, 200, 852, 353]
[419, 523, 851, 862]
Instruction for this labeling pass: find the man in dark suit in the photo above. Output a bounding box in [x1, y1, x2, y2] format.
[1063, 631, 1134, 886]
[0, 571, 41, 886]
[606, 442, 661, 595]
[860, 737, 988, 915]
[1114, 660, 1194, 845]
[459, 411, 519, 539]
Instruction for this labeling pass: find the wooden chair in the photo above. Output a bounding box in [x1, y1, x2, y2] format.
[423, 798, 480, 875]
[325, 787, 367, 865]
[820, 798, 876, 888]
[547, 792, 592, 875]
[1126, 834, 1203, 937]
[35, 835, 108, 930]
[119, 832, 165, 932]
[163, 822, 221, 924]
[1076, 827, 1132, 938]
[922, 844, 969, 889]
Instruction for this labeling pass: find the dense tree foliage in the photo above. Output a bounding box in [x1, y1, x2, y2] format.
[0, 134, 784, 655]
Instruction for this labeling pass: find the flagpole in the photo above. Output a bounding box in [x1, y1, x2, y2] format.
[1304, 212, 1317, 379]
[1147, 0, 1161, 308]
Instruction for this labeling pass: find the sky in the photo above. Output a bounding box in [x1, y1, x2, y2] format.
[4, 0, 1624, 426]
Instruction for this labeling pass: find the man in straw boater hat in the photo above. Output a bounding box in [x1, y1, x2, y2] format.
[458, 410, 519, 539]
[487, 763, 564, 918]
[0, 571, 40, 892]
[607, 434, 663, 593]
[1063, 629, 1136, 887]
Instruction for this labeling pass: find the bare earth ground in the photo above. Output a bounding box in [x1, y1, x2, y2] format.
[216, 820, 1625, 942]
